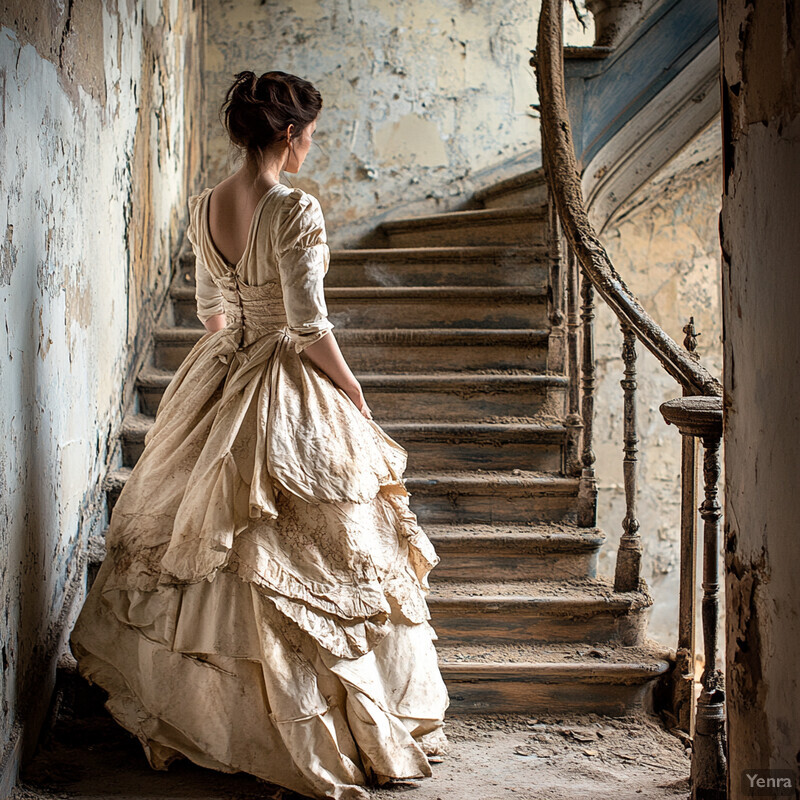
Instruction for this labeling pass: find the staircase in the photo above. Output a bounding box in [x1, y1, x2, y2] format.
[105, 168, 673, 718]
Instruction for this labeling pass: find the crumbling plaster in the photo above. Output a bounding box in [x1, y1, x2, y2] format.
[0, 0, 203, 786]
[203, 0, 592, 247]
[719, 0, 800, 788]
[593, 121, 724, 650]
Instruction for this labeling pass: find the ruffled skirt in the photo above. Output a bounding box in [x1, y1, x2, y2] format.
[69, 325, 450, 799]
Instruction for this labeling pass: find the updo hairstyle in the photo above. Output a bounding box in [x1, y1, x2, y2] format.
[220, 70, 323, 161]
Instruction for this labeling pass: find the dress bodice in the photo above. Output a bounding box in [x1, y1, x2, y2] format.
[215, 273, 287, 348]
[187, 184, 334, 353]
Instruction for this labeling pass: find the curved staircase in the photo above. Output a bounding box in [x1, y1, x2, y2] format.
[104, 170, 674, 718]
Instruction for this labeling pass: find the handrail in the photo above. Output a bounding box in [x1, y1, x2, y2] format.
[534, 0, 722, 398]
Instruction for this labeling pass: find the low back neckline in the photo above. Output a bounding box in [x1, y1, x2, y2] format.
[204, 183, 286, 271]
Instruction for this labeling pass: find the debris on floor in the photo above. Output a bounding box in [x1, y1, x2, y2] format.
[13, 709, 691, 800]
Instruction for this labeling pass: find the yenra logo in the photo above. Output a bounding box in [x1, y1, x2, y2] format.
[741, 769, 795, 796]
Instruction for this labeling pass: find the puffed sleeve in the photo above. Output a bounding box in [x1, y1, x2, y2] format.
[274, 189, 334, 353]
[187, 194, 225, 325]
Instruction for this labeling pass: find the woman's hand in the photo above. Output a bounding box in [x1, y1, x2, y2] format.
[301, 332, 374, 419]
[343, 383, 373, 420]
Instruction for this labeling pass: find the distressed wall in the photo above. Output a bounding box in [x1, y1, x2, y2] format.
[719, 1, 800, 792]
[592, 122, 723, 648]
[0, 0, 203, 788]
[203, 0, 592, 246]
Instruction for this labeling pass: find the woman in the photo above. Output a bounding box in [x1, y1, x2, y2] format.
[70, 70, 450, 800]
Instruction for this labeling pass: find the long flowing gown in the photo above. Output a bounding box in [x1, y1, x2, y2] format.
[69, 183, 450, 800]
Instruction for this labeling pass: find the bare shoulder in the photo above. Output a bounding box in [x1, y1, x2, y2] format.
[208, 174, 242, 209]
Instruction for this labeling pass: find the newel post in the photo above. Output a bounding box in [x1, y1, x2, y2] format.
[660, 396, 727, 800]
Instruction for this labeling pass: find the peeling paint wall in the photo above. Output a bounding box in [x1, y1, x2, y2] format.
[719, 1, 800, 791]
[0, 0, 203, 785]
[203, 0, 592, 246]
[593, 122, 724, 649]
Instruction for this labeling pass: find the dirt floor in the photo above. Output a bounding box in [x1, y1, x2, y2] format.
[13, 709, 692, 800]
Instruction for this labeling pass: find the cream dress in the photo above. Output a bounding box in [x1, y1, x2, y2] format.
[70, 183, 450, 800]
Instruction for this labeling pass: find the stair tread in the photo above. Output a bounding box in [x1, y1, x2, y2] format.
[179, 244, 548, 263]
[106, 465, 574, 491]
[427, 576, 647, 603]
[424, 521, 604, 546]
[138, 367, 565, 386]
[381, 203, 547, 231]
[330, 244, 546, 260]
[122, 413, 568, 441]
[473, 167, 547, 204]
[171, 284, 548, 300]
[406, 469, 577, 488]
[154, 325, 550, 340]
[435, 638, 671, 671]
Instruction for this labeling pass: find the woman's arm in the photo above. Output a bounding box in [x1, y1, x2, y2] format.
[301, 332, 372, 419]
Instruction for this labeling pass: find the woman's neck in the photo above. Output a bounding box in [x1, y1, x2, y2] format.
[240, 152, 285, 192]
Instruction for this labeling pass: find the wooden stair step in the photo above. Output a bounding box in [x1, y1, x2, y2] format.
[176, 245, 549, 288]
[120, 414, 566, 472]
[152, 326, 551, 372]
[170, 284, 548, 330]
[137, 367, 567, 420]
[326, 245, 548, 287]
[435, 639, 673, 715]
[427, 577, 653, 646]
[381, 204, 547, 247]
[382, 421, 566, 470]
[424, 522, 605, 580]
[473, 167, 548, 210]
[104, 465, 579, 526]
[405, 469, 579, 524]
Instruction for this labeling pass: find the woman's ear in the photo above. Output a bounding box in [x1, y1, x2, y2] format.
[285, 123, 295, 143]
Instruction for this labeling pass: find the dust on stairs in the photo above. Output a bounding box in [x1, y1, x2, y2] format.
[105, 167, 673, 718]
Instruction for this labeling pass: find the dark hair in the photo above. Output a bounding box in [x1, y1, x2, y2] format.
[220, 70, 322, 159]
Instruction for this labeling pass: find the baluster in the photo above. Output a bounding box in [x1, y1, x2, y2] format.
[564, 247, 583, 476]
[675, 319, 701, 734]
[692, 429, 727, 799]
[614, 324, 642, 592]
[577, 272, 597, 526]
[673, 410, 699, 733]
[659, 395, 726, 798]
[546, 183, 565, 328]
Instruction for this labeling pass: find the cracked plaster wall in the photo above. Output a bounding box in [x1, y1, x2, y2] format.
[0, 0, 203, 786]
[593, 122, 724, 651]
[202, 0, 592, 247]
[719, 1, 800, 788]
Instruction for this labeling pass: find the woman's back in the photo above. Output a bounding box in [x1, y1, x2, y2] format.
[207, 175, 273, 268]
[190, 181, 333, 354]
